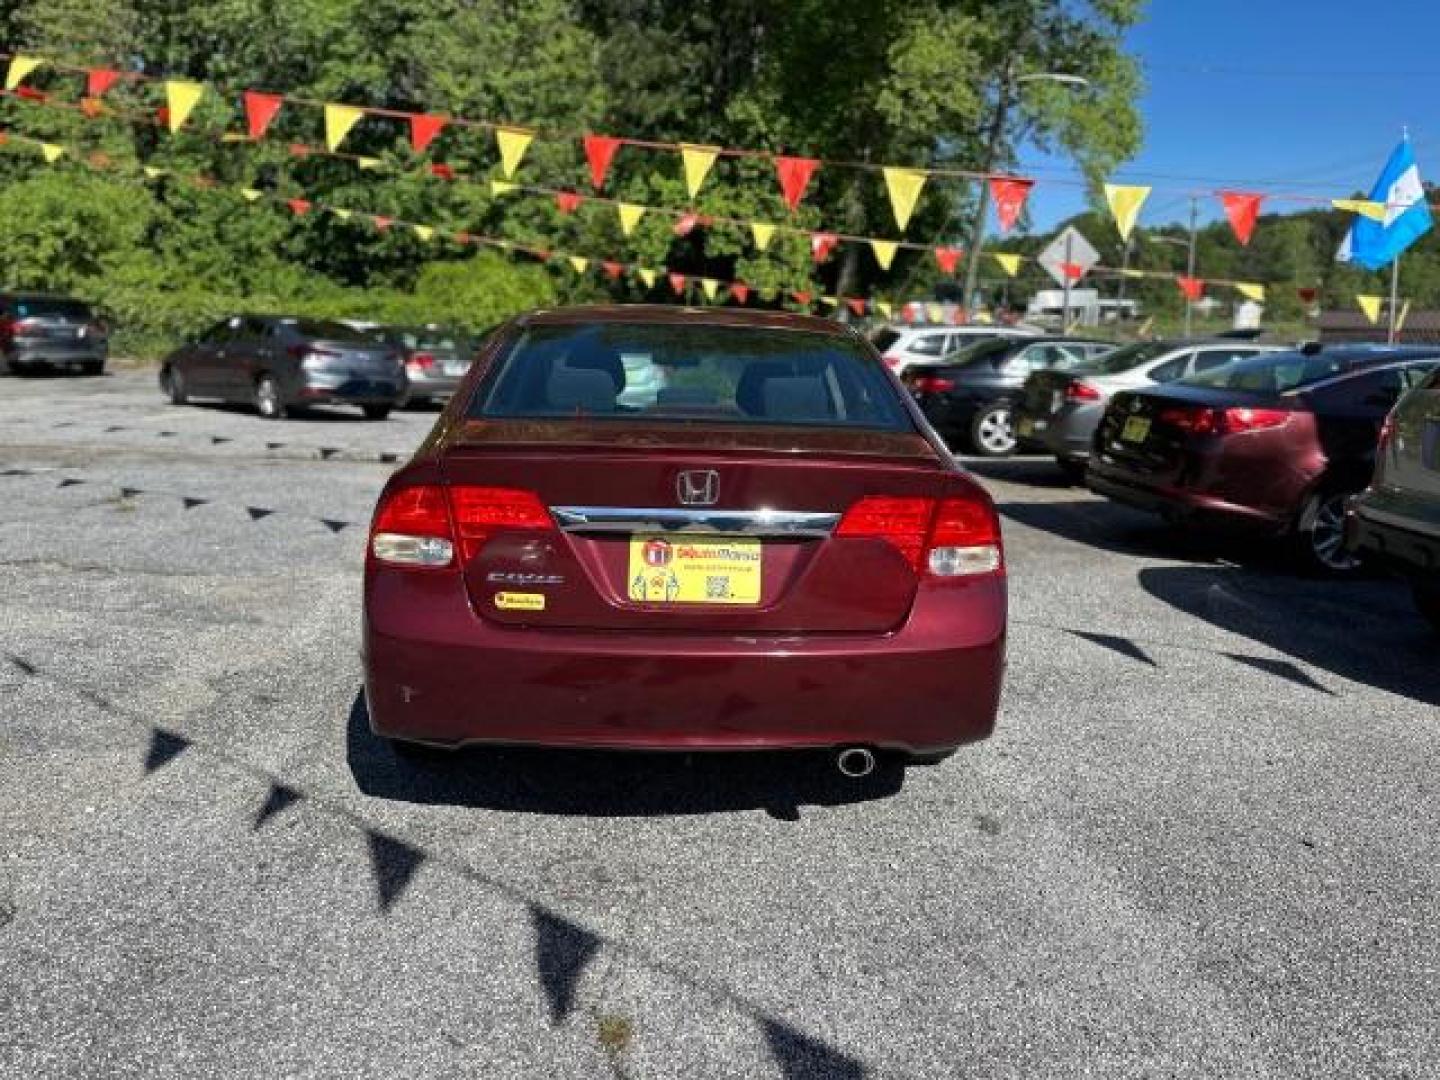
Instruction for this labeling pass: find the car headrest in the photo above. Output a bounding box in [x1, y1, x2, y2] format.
[761, 376, 833, 421]
[563, 344, 626, 393]
[546, 364, 618, 413]
[735, 361, 794, 416]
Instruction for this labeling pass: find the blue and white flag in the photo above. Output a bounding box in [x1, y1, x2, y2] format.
[1337, 138, 1432, 270]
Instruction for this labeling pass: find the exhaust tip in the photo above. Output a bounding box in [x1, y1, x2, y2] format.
[835, 746, 877, 779]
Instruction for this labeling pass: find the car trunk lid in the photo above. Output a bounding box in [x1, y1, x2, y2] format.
[439, 420, 947, 633]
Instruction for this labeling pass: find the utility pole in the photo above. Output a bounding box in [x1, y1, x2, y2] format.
[1183, 197, 1198, 338]
[1387, 256, 1401, 344]
[960, 58, 1016, 314]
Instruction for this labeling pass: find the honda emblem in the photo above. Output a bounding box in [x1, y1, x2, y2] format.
[675, 469, 720, 506]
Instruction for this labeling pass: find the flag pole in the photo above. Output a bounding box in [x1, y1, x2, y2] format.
[1387, 254, 1401, 344]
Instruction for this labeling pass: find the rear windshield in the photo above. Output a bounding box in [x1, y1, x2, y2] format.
[375, 327, 467, 351]
[281, 319, 376, 342]
[471, 323, 914, 430]
[1087, 341, 1176, 374]
[8, 298, 92, 320]
[1180, 350, 1419, 392]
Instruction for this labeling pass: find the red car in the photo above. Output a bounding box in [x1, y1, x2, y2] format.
[1088, 344, 1440, 571]
[363, 306, 1006, 774]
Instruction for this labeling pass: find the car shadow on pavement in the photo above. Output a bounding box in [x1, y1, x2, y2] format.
[1138, 565, 1440, 707]
[344, 690, 907, 817]
[994, 497, 1246, 563]
[188, 401, 375, 423]
[962, 455, 1077, 489]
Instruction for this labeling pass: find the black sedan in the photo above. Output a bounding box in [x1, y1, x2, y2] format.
[902, 336, 1114, 455]
[160, 316, 407, 420]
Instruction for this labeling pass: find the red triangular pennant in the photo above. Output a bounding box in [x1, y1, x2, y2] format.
[791, 290, 812, 305]
[1297, 286, 1318, 304]
[602, 260, 624, 280]
[933, 246, 963, 275]
[989, 176, 1034, 233]
[668, 272, 687, 295]
[410, 113, 446, 153]
[730, 282, 750, 305]
[1177, 275, 1204, 301]
[555, 191, 583, 214]
[673, 212, 700, 237]
[287, 198, 312, 217]
[372, 216, 392, 232]
[153, 105, 169, 125]
[847, 298, 867, 317]
[243, 91, 283, 141]
[79, 97, 104, 119]
[775, 155, 820, 212]
[287, 143, 310, 158]
[1219, 191, 1263, 246]
[429, 163, 455, 181]
[583, 134, 621, 190]
[87, 69, 121, 98]
[810, 232, 838, 263]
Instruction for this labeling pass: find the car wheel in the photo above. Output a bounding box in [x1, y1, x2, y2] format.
[163, 366, 188, 405]
[1413, 582, 1440, 633]
[254, 375, 286, 420]
[970, 404, 1017, 457]
[362, 405, 392, 421]
[1297, 490, 1361, 574]
[1056, 457, 1088, 485]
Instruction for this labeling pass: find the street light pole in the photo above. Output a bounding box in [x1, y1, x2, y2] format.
[960, 70, 1089, 316]
[1183, 197, 1198, 338]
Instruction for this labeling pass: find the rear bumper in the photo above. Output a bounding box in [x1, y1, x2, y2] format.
[404, 373, 463, 399]
[1086, 465, 1289, 533]
[1016, 404, 1103, 460]
[7, 345, 106, 368]
[298, 375, 404, 405]
[363, 572, 1006, 755]
[1347, 502, 1440, 578]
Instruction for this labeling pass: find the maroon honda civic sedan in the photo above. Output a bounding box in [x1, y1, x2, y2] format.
[363, 306, 1006, 773]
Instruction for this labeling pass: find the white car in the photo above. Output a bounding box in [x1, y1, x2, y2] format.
[871, 325, 1040, 375]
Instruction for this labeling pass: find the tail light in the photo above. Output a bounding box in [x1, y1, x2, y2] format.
[407, 352, 437, 372]
[836, 494, 1002, 578]
[910, 375, 955, 394]
[883, 354, 901, 369]
[1157, 405, 1290, 435]
[370, 484, 552, 567]
[1066, 380, 1102, 401]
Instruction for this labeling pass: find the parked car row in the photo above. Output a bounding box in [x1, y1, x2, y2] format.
[158, 316, 477, 420]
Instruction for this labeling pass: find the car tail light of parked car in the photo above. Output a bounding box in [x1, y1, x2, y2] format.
[1065, 380, 1102, 402]
[1155, 404, 1293, 435]
[909, 374, 955, 394]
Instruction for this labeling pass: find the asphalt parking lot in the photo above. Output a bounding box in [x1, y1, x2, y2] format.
[2, 370, 1437, 1079]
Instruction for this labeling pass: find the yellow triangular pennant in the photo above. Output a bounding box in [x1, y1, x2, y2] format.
[330, 207, 353, 220]
[490, 179, 518, 196]
[324, 104, 366, 152]
[637, 268, 657, 289]
[413, 224, 435, 242]
[869, 239, 899, 271]
[700, 278, 720, 301]
[164, 80, 205, 134]
[874, 300, 893, 319]
[239, 187, 262, 201]
[220, 132, 248, 143]
[992, 253, 1022, 277]
[355, 156, 383, 171]
[568, 255, 589, 275]
[5, 55, 44, 90]
[882, 167, 927, 231]
[617, 203, 645, 236]
[1103, 183, 1151, 241]
[679, 144, 719, 198]
[1234, 282, 1266, 302]
[1356, 294, 1383, 324]
[495, 126, 534, 178]
[1333, 198, 1386, 222]
[750, 221, 776, 251]
[925, 303, 945, 324]
[820, 296, 839, 308]
[39, 143, 64, 164]
[143, 166, 168, 180]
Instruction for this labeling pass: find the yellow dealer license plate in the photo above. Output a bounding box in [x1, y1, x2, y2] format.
[627, 535, 762, 605]
[1121, 416, 1152, 443]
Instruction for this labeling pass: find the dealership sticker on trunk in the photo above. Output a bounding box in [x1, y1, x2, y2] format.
[627, 536, 762, 605]
[494, 591, 546, 611]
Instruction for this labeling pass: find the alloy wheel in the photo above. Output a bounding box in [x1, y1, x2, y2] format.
[1308, 493, 1359, 572]
[255, 377, 281, 419]
[975, 407, 1016, 456]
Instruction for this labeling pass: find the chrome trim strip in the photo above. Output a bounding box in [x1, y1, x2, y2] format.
[550, 506, 841, 537]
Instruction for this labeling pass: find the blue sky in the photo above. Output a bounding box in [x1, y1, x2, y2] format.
[1022, 0, 1440, 232]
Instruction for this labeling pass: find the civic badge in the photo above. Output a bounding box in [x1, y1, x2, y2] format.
[676, 469, 720, 506]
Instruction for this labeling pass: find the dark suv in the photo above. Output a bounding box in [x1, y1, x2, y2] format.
[160, 315, 406, 420]
[0, 293, 109, 375]
[1347, 364, 1440, 629]
[1089, 344, 1440, 572]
